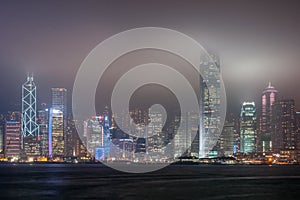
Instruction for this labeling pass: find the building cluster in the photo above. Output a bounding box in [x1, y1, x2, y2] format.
[0, 54, 300, 164]
[0, 75, 111, 162]
[211, 83, 300, 164]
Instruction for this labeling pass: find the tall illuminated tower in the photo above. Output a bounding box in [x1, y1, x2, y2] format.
[240, 102, 257, 153]
[4, 120, 21, 159]
[86, 114, 111, 161]
[295, 112, 300, 161]
[37, 103, 49, 157]
[21, 74, 40, 157]
[217, 113, 237, 156]
[49, 88, 67, 159]
[259, 82, 278, 153]
[103, 114, 111, 159]
[272, 99, 296, 158]
[86, 116, 103, 159]
[198, 53, 221, 158]
[147, 107, 164, 156]
[0, 124, 4, 154]
[52, 88, 67, 116]
[175, 112, 199, 158]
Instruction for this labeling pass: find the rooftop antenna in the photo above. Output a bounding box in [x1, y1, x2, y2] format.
[26, 72, 34, 82]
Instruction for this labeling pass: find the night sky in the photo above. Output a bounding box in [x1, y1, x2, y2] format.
[1, 0, 300, 114]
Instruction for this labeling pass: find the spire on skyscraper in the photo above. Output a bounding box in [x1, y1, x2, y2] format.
[264, 82, 277, 92]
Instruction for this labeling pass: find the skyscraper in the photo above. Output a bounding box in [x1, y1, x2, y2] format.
[37, 103, 49, 157]
[49, 88, 67, 159]
[85, 115, 111, 161]
[52, 88, 67, 115]
[259, 82, 278, 153]
[217, 114, 237, 156]
[65, 117, 79, 157]
[240, 102, 257, 154]
[49, 108, 64, 158]
[147, 107, 164, 158]
[4, 120, 21, 160]
[198, 53, 221, 158]
[21, 75, 40, 157]
[129, 108, 147, 161]
[0, 124, 4, 155]
[295, 112, 300, 161]
[103, 114, 111, 159]
[174, 112, 199, 158]
[86, 116, 104, 159]
[272, 99, 296, 158]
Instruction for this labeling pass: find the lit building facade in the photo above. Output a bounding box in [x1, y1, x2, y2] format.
[259, 82, 278, 153]
[37, 104, 49, 157]
[217, 116, 236, 156]
[4, 121, 21, 159]
[295, 112, 300, 161]
[49, 88, 67, 159]
[130, 108, 147, 161]
[86, 116, 103, 159]
[240, 102, 257, 154]
[85, 115, 111, 161]
[65, 117, 80, 157]
[231, 113, 240, 154]
[21, 75, 40, 157]
[175, 112, 199, 158]
[49, 109, 64, 158]
[110, 111, 134, 161]
[0, 124, 3, 155]
[110, 138, 134, 161]
[52, 88, 67, 115]
[198, 53, 221, 158]
[147, 107, 165, 160]
[272, 99, 296, 158]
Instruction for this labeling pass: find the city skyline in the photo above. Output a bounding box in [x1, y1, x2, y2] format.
[1, 1, 300, 199]
[0, 0, 299, 167]
[1, 1, 300, 114]
[1, 71, 299, 161]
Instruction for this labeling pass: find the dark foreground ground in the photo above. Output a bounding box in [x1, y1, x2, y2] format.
[0, 164, 300, 200]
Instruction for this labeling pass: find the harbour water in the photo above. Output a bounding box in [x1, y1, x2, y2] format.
[0, 164, 300, 199]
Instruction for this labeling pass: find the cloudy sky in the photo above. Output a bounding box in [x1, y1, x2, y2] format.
[1, 0, 300, 114]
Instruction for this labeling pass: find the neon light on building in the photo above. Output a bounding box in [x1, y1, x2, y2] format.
[21, 74, 40, 157]
[48, 108, 53, 158]
[259, 82, 278, 153]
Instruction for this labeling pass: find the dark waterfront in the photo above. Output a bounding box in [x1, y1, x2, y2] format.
[0, 164, 300, 200]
